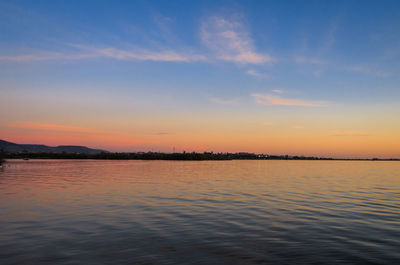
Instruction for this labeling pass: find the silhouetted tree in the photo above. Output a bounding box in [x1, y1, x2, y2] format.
[0, 149, 5, 165]
[2, 150, 373, 161]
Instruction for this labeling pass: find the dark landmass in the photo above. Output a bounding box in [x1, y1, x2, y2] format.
[3, 151, 330, 160]
[0, 139, 398, 161]
[2, 152, 399, 161]
[0, 139, 107, 154]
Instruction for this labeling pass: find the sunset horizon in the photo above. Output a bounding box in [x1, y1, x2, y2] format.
[1, 137, 399, 160]
[1, 1, 400, 264]
[1, 1, 399, 159]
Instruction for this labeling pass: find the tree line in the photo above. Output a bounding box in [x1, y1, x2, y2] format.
[2, 151, 336, 161]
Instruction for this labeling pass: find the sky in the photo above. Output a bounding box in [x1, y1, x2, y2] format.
[1, 0, 399, 158]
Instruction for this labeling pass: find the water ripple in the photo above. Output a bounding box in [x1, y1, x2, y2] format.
[0, 159, 399, 264]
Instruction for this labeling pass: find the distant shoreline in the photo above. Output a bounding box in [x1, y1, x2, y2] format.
[2, 139, 398, 161]
[2, 152, 399, 162]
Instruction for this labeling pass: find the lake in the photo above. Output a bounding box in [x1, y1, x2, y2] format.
[0, 159, 399, 264]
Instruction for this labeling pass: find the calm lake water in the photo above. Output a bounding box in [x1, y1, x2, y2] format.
[0, 159, 399, 264]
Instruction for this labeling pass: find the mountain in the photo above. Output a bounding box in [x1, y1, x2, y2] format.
[0, 139, 107, 154]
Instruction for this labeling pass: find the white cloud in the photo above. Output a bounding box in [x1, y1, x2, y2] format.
[201, 16, 274, 64]
[252, 93, 328, 107]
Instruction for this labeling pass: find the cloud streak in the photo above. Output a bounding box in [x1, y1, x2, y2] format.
[271, 89, 283, 94]
[83, 46, 206, 62]
[201, 16, 274, 64]
[1, 15, 275, 65]
[0, 47, 206, 63]
[8, 122, 102, 134]
[331, 130, 369, 137]
[252, 94, 328, 107]
[346, 65, 392, 77]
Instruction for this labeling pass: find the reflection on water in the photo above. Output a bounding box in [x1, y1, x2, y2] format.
[0, 159, 399, 264]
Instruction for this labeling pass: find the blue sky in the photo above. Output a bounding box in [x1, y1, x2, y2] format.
[1, 0, 399, 157]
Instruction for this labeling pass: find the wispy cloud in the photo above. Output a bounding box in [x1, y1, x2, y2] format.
[6, 122, 167, 146]
[201, 16, 274, 64]
[86, 47, 206, 62]
[346, 64, 392, 77]
[2, 15, 275, 65]
[209, 97, 239, 105]
[0, 53, 96, 62]
[292, 17, 340, 77]
[0, 46, 207, 63]
[152, 132, 172, 135]
[8, 122, 101, 134]
[271, 89, 283, 94]
[331, 130, 369, 137]
[321, 20, 338, 54]
[292, 125, 304, 129]
[263, 121, 273, 125]
[252, 94, 328, 107]
[246, 69, 269, 78]
[152, 13, 178, 44]
[293, 56, 325, 78]
[313, 69, 323, 78]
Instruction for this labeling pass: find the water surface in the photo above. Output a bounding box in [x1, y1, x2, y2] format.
[0, 159, 399, 264]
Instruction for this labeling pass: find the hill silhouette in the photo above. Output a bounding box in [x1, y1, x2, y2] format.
[0, 139, 107, 154]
